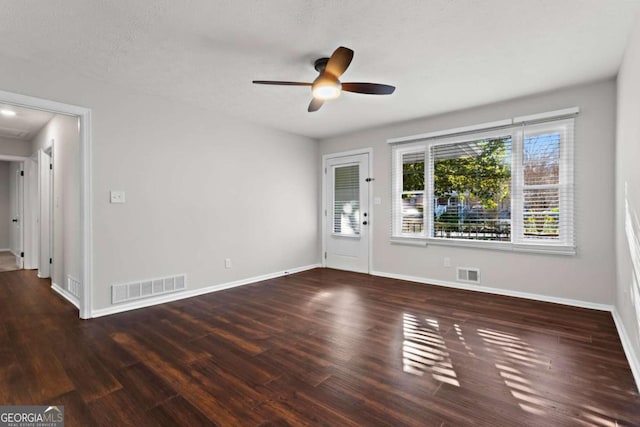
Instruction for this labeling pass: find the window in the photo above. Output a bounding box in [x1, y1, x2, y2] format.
[391, 114, 575, 254]
[432, 136, 512, 241]
[401, 152, 425, 234]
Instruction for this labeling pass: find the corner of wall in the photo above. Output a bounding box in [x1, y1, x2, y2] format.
[614, 12, 640, 393]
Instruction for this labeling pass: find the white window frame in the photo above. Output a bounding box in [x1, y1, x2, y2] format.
[392, 144, 427, 238]
[512, 119, 574, 248]
[390, 113, 576, 256]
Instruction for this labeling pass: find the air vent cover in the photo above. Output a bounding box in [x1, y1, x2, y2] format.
[456, 267, 480, 284]
[67, 275, 81, 298]
[112, 274, 187, 304]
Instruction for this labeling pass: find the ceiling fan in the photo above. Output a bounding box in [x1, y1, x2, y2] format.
[252, 46, 395, 112]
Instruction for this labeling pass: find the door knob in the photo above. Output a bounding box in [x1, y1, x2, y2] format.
[362, 221, 368, 225]
[12, 219, 17, 222]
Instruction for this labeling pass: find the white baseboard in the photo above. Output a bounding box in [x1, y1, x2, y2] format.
[51, 282, 80, 309]
[611, 308, 640, 392]
[90, 263, 321, 318]
[371, 269, 639, 391]
[371, 270, 613, 311]
[0, 248, 10, 252]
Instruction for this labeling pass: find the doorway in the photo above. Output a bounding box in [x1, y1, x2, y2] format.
[323, 149, 372, 273]
[0, 89, 92, 319]
[0, 160, 22, 272]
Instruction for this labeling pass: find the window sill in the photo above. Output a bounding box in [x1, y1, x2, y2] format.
[390, 236, 576, 256]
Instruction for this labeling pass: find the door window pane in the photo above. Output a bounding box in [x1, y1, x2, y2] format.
[334, 165, 360, 235]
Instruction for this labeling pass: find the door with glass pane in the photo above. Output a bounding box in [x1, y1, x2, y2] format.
[325, 153, 369, 273]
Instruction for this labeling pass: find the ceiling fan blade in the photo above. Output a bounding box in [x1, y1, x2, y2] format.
[342, 82, 396, 95]
[325, 46, 354, 78]
[308, 98, 324, 112]
[252, 80, 312, 86]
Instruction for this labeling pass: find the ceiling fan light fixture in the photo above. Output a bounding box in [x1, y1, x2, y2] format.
[252, 46, 394, 111]
[312, 80, 341, 100]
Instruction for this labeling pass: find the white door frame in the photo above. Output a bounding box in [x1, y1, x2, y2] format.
[23, 156, 38, 270]
[37, 148, 52, 279]
[0, 90, 93, 319]
[48, 146, 54, 282]
[321, 148, 373, 273]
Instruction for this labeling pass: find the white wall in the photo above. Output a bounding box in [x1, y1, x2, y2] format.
[0, 52, 320, 312]
[31, 115, 80, 290]
[320, 79, 616, 305]
[616, 18, 640, 377]
[0, 137, 31, 157]
[0, 161, 10, 249]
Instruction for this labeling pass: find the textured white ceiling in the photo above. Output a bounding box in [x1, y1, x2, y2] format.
[0, 104, 54, 141]
[1, 1, 639, 139]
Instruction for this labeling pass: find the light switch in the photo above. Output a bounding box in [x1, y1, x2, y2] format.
[110, 190, 126, 204]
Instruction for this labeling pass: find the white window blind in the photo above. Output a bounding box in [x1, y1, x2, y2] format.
[333, 164, 361, 235]
[390, 111, 576, 254]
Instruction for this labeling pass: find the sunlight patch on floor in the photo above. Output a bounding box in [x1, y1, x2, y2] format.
[479, 328, 548, 415]
[402, 313, 459, 386]
[400, 316, 627, 424]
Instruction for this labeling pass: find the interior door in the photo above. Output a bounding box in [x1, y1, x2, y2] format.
[10, 163, 24, 268]
[325, 153, 370, 273]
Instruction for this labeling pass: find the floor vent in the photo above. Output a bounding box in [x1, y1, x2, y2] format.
[112, 274, 187, 304]
[67, 275, 81, 298]
[456, 267, 480, 284]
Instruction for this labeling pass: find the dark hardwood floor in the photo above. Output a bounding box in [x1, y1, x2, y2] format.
[1, 268, 639, 426]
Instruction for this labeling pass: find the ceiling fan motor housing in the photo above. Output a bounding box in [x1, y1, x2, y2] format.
[314, 57, 330, 73]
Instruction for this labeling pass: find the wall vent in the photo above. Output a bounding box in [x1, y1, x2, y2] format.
[112, 274, 187, 304]
[456, 267, 480, 284]
[67, 275, 81, 298]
